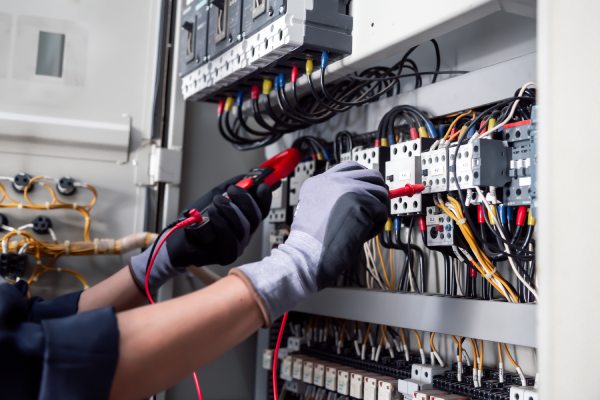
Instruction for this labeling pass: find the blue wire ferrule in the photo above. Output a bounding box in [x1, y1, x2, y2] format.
[467, 126, 476, 138]
[498, 204, 507, 226]
[393, 217, 401, 232]
[236, 91, 245, 107]
[320, 51, 329, 70]
[506, 206, 514, 222]
[388, 133, 395, 145]
[276, 73, 286, 90]
[425, 120, 438, 138]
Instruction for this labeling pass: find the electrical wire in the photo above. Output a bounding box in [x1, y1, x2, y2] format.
[272, 312, 289, 400]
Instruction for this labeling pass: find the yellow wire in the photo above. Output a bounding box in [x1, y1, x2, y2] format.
[375, 236, 392, 289]
[443, 111, 473, 140]
[470, 338, 479, 370]
[497, 342, 504, 365]
[429, 332, 438, 353]
[388, 247, 395, 287]
[479, 340, 484, 369]
[412, 330, 423, 350]
[502, 344, 520, 370]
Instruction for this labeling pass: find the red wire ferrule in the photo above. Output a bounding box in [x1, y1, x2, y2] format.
[291, 66, 299, 83]
[251, 84, 260, 100]
[418, 216, 426, 233]
[477, 205, 485, 224]
[217, 99, 225, 116]
[409, 127, 419, 140]
[516, 206, 527, 226]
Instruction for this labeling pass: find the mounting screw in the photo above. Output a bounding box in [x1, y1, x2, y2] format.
[279, 5, 285, 14]
[268, 6, 274, 16]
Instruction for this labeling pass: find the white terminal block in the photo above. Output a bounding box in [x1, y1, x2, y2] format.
[287, 336, 303, 352]
[289, 161, 317, 207]
[398, 379, 432, 397]
[411, 364, 449, 385]
[325, 365, 339, 391]
[303, 359, 314, 384]
[523, 388, 539, 400]
[510, 386, 527, 400]
[337, 369, 353, 395]
[292, 356, 304, 380]
[386, 139, 432, 215]
[281, 355, 293, 381]
[421, 148, 449, 193]
[378, 378, 400, 400]
[350, 371, 378, 399]
[412, 390, 448, 400]
[262, 349, 273, 370]
[364, 376, 379, 400]
[352, 147, 389, 175]
[267, 178, 288, 223]
[313, 362, 329, 387]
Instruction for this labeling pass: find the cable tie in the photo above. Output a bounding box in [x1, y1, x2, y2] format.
[45, 201, 50, 209]
[17, 203, 23, 209]
[456, 218, 467, 225]
[483, 267, 497, 279]
[93, 238, 99, 254]
[72, 203, 78, 209]
[64, 240, 71, 255]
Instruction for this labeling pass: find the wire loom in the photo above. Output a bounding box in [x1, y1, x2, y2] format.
[0, 175, 156, 289]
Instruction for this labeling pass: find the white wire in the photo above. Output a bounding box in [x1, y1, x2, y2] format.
[47, 227, 58, 243]
[474, 82, 536, 141]
[474, 186, 538, 301]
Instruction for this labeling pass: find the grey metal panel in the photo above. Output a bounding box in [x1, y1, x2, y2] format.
[295, 288, 537, 348]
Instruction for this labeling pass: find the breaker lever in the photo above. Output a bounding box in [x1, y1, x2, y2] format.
[389, 183, 426, 199]
[235, 148, 302, 190]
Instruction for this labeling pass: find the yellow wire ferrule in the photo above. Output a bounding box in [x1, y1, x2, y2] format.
[528, 209, 536, 226]
[418, 126, 428, 138]
[384, 218, 393, 232]
[380, 137, 389, 147]
[224, 97, 235, 112]
[306, 57, 314, 75]
[262, 79, 273, 95]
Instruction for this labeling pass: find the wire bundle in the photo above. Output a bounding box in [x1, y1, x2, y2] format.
[217, 40, 468, 150]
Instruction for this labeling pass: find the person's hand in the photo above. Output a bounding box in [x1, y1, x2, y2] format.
[130, 176, 272, 293]
[231, 161, 389, 324]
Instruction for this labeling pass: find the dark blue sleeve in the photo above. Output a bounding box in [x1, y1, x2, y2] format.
[0, 282, 120, 400]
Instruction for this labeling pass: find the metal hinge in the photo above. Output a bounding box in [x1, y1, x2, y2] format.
[134, 143, 182, 186]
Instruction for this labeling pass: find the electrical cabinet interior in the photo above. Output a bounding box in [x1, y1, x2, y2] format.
[180, 0, 353, 101]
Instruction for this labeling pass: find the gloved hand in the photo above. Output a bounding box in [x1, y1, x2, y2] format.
[130, 176, 272, 293]
[231, 161, 389, 324]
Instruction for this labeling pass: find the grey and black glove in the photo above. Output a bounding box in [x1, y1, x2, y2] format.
[231, 161, 389, 324]
[130, 176, 272, 293]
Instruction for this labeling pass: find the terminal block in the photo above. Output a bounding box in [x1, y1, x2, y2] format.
[504, 120, 533, 206]
[425, 206, 456, 247]
[267, 177, 289, 223]
[448, 138, 510, 191]
[289, 160, 324, 207]
[421, 148, 449, 194]
[385, 139, 434, 215]
[353, 147, 390, 176]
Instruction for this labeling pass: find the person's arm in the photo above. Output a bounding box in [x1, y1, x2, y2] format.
[109, 274, 263, 400]
[78, 266, 146, 313]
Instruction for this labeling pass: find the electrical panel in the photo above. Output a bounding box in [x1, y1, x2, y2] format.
[179, 0, 353, 101]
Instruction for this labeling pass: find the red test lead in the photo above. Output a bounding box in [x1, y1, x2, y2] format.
[389, 183, 426, 199]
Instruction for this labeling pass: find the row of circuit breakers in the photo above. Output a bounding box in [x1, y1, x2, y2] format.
[268, 113, 537, 248]
[179, 0, 352, 100]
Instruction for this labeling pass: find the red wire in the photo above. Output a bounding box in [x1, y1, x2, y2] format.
[144, 223, 203, 400]
[272, 311, 289, 400]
